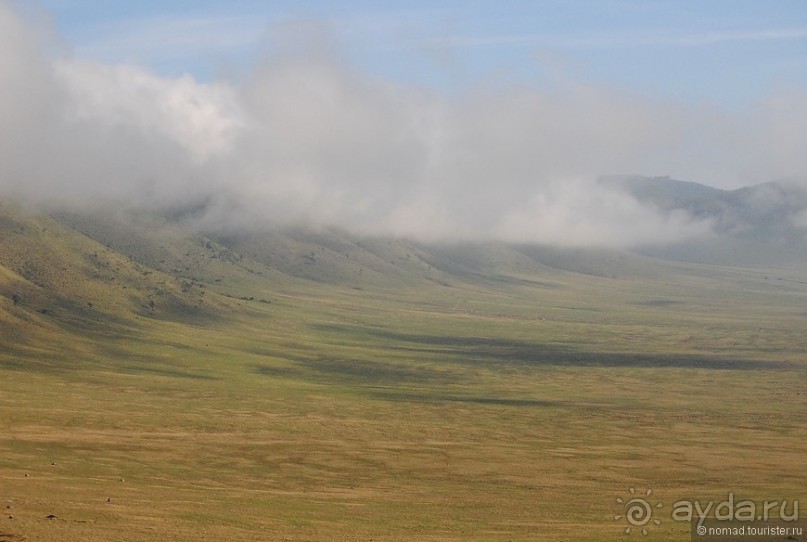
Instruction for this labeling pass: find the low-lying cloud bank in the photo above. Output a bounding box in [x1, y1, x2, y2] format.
[1, 2, 805, 248]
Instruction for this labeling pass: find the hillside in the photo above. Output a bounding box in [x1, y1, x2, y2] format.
[0, 199, 702, 344]
[1, 197, 806, 542]
[3, 189, 807, 349]
[601, 175, 807, 264]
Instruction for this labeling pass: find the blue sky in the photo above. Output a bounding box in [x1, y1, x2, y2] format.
[28, 0, 807, 107]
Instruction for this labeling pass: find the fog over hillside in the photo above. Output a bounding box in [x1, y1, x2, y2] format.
[1, 1, 806, 251]
[602, 176, 807, 263]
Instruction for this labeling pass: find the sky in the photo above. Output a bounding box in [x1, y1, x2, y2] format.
[1, 0, 807, 246]
[28, 0, 807, 106]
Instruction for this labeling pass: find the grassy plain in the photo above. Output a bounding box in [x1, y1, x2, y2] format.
[1, 214, 806, 541]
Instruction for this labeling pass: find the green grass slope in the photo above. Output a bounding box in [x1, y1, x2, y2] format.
[1, 203, 805, 541]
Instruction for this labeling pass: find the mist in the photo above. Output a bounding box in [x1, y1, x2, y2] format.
[1, 2, 805, 248]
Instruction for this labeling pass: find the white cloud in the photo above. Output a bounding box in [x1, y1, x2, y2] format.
[1, 1, 807, 248]
[56, 59, 245, 162]
[494, 180, 714, 247]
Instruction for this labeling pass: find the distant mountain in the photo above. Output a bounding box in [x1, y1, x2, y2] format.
[3, 173, 807, 346]
[0, 200, 694, 351]
[600, 175, 807, 264]
[4, 184, 807, 356]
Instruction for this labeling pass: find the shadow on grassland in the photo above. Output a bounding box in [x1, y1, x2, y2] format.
[311, 324, 792, 371]
[255, 356, 462, 385]
[0, 338, 218, 380]
[252, 360, 563, 407]
[366, 391, 564, 407]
